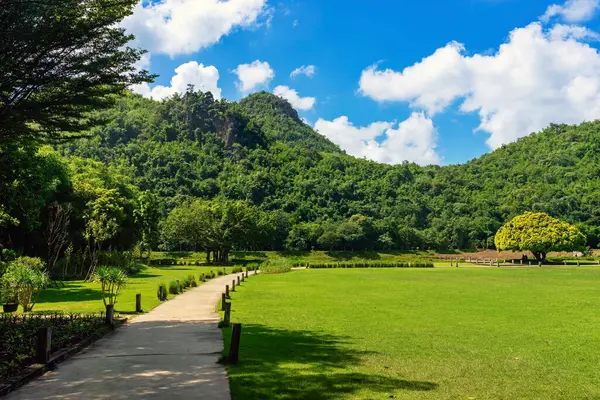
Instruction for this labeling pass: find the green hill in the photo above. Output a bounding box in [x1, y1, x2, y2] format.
[61, 90, 600, 250]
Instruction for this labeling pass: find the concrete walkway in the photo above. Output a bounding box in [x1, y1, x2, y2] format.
[7, 273, 246, 400]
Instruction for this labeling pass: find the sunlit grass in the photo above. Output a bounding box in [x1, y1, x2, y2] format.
[224, 267, 600, 399]
[35, 265, 235, 314]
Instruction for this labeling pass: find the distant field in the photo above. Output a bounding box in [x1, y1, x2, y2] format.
[152, 250, 445, 265]
[223, 268, 600, 399]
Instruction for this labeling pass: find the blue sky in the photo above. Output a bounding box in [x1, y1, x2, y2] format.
[124, 0, 600, 165]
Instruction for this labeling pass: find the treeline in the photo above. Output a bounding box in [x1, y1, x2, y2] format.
[61, 90, 600, 251]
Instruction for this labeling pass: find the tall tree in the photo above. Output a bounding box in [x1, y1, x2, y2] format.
[0, 0, 154, 143]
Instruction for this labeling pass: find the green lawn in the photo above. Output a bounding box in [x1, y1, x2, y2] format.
[34, 265, 236, 314]
[223, 267, 600, 399]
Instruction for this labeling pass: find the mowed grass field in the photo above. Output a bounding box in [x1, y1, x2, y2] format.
[35, 265, 237, 314]
[223, 267, 600, 400]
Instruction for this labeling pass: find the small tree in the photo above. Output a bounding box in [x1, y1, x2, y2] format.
[2, 257, 48, 311]
[494, 212, 586, 261]
[92, 266, 128, 309]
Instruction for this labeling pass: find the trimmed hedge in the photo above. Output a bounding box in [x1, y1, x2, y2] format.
[297, 261, 434, 269]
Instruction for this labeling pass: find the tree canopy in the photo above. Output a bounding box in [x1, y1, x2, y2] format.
[494, 212, 587, 260]
[0, 0, 153, 143]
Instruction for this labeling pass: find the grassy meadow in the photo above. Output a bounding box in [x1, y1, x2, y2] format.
[35, 265, 237, 314]
[223, 267, 600, 399]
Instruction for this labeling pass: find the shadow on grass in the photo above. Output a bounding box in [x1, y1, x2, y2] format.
[224, 324, 437, 399]
[131, 273, 161, 279]
[37, 285, 104, 303]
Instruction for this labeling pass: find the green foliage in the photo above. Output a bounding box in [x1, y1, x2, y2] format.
[0, 312, 108, 380]
[0, 0, 153, 143]
[168, 281, 180, 295]
[305, 261, 434, 268]
[92, 266, 128, 307]
[495, 212, 587, 260]
[157, 282, 168, 301]
[259, 259, 293, 274]
[2, 257, 48, 311]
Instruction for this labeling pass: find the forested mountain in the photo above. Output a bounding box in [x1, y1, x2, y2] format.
[56, 89, 600, 251]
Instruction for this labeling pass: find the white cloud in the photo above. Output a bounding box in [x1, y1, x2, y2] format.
[233, 60, 275, 92]
[122, 0, 268, 57]
[359, 22, 600, 149]
[290, 65, 316, 78]
[314, 113, 440, 166]
[541, 0, 599, 23]
[133, 61, 221, 100]
[273, 85, 316, 110]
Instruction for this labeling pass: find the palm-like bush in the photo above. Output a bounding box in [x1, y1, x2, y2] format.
[92, 266, 128, 308]
[2, 257, 48, 312]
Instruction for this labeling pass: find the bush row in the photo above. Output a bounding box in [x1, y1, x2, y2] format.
[0, 312, 111, 380]
[299, 261, 435, 269]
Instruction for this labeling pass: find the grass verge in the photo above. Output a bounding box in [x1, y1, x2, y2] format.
[223, 267, 600, 399]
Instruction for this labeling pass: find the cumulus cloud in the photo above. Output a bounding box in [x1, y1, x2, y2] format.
[290, 65, 316, 78]
[273, 85, 316, 110]
[122, 0, 268, 57]
[233, 60, 275, 92]
[359, 22, 600, 149]
[133, 61, 221, 100]
[314, 113, 440, 166]
[541, 0, 599, 23]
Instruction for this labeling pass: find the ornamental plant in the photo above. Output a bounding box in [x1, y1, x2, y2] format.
[92, 266, 128, 308]
[494, 212, 586, 261]
[2, 257, 48, 312]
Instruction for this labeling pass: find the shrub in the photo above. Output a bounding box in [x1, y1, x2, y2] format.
[168, 281, 180, 295]
[92, 266, 128, 308]
[2, 257, 49, 312]
[217, 270, 224, 276]
[260, 259, 292, 274]
[231, 267, 243, 273]
[0, 312, 109, 380]
[157, 282, 168, 301]
[210, 270, 216, 279]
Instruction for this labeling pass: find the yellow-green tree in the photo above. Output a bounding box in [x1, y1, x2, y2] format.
[494, 212, 586, 261]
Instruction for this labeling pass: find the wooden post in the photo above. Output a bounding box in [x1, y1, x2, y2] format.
[105, 305, 114, 325]
[222, 293, 227, 311]
[36, 327, 51, 364]
[564, 260, 567, 265]
[577, 260, 580, 266]
[237, 276, 240, 285]
[229, 323, 242, 364]
[201, 273, 205, 282]
[225, 285, 229, 298]
[232, 280, 236, 292]
[176, 279, 180, 292]
[223, 302, 231, 327]
[497, 260, 500, 267]
[241, 275, 245, 282]
[245, 270, 248, 278]
[223, 267, 226, 275]
[538, 261, 542, 267]
[528, 261, 532, 266]
[520, 259, 523, 265]
[450, 260, 453, 267]
[158, 286, 164, 300]
[136, 294, 142, 313]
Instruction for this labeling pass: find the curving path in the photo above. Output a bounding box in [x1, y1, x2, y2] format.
[6, 273, 246, 400]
